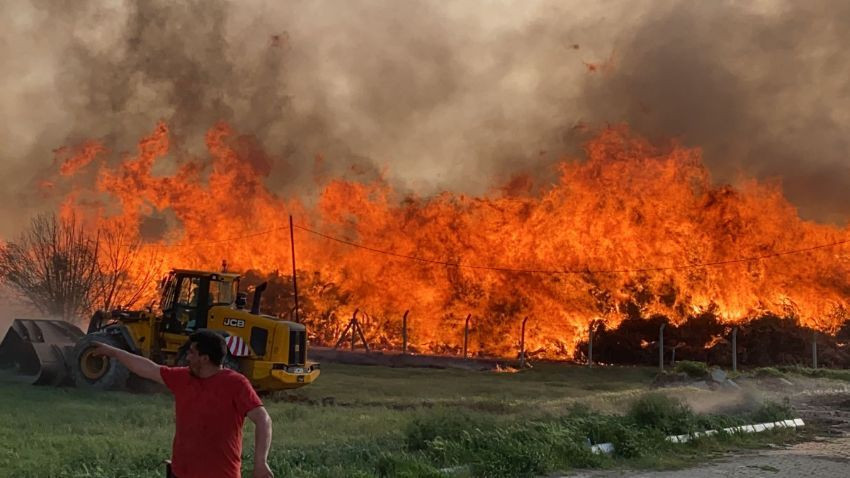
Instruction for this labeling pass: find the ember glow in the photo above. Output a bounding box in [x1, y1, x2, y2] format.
[48, 122, 850, 358]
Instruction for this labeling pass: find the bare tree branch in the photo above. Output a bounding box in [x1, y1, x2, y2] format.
[91, 222, 162, 312]
[0, 213, 161, 323]
[0, 213, 99, 322]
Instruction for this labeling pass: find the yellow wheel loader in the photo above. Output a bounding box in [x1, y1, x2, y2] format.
[0, 269, 319, 392]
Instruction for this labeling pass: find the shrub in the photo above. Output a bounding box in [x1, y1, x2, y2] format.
[374, 452, 443, 478]
[692, 413, 744, 431]
[400, 393, 792, 477]
[469, 431, 548, 478]
[626, 393, 696, 434]
[779, 366, 850, 382]
[405, 409, 491, 451]
[604, 421, 660, 458]
[750, 400, 794, 423]
[753, 367, 785, 379]
[673, 360, 708, 378]
[565, 413, 659, 459]
[565, 402, 594, 418]
[421, 420, 605, 477]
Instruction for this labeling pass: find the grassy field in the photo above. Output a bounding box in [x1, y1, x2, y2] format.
[0, 363, 801, 478]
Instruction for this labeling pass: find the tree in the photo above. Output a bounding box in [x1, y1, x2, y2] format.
[0, 213, 160, 323]
[90, 221, 162, 313]
[0, 213, 100, 322]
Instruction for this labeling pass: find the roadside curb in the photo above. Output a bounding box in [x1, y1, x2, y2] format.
[590, 418, 805, 454]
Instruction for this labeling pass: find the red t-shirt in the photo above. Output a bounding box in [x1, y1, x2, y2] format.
[160, 366, 263, 478]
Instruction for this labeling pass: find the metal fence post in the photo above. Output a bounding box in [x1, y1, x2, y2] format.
[463, 314, 471, 358]
[350, 309, 360, 351]
[812, 330, 818, 369]
[732, 327, 738, 372]
[351, 316, 356, 351]
[402, 310, 409, 355]
[659, 323, 666, 372]
[519, 316, 529, 368]
[588, 321, 595, 368]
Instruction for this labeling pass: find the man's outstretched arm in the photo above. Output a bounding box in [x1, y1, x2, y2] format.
[91, 341, 164, 385]
[247, 406, 274, 478]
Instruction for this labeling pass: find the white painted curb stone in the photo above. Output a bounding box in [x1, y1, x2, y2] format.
[591, 418, 805, 454]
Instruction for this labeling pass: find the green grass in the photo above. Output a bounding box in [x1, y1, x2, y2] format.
[0, 363, 799, 478]
[752, 367, 786, 379]
[672, 361, 708, 379]
[778, 365, 850, 382]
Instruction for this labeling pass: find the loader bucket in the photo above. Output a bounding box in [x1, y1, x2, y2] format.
[0, 319, 84, 386]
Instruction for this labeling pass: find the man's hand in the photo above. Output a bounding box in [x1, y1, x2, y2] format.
[87, 340, 164, 385]
[247, 406, 273, 477]
[253, 462, 274, 478]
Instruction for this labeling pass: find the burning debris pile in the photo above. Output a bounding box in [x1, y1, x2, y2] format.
[26, 122, 850, 361]
[578, 312, 850, 368]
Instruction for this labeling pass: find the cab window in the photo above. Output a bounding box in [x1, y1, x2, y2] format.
[209, 279, 237, 305]
[177, 277, 202, 307]
[159, 275, 177, 312]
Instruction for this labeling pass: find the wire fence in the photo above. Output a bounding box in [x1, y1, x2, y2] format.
[143, 217, 849, 369]
[329, 309, 843, 371]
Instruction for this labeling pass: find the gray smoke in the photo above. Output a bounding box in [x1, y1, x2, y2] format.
[0, 0, 847, 240]
[577, 0, 850, 224]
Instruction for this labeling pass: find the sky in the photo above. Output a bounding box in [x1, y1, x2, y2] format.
[1, 0, 848, 239]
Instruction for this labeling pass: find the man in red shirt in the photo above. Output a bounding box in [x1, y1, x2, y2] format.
[93, 330, 274, 478]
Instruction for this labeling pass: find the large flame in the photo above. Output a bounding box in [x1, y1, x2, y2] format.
[45, 122, 850, 357]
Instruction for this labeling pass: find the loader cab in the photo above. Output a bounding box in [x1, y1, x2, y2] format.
[160, 270, 240, 334]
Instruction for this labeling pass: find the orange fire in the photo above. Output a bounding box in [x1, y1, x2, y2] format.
[46, 122, 850, 358]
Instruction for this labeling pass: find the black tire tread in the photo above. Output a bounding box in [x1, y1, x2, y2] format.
[71, 334, 130, 391]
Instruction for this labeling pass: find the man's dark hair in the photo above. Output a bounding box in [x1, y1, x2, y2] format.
[188, 330, 227, 365]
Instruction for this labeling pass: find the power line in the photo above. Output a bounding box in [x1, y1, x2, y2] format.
[148, 226, 288, 248]
[293, 224, 850, 276]
[294, 224, 563, 274]
[140, 220, 850, 275]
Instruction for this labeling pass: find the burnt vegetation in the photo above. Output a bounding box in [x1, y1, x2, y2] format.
[239, 267, 850, 368]
[576, 313, 850, 368]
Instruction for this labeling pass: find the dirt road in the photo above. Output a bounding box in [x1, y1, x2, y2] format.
[570, 382, 850, 477]
[570, 437, 850, 477]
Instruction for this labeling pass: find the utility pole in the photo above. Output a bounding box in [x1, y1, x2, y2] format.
[289, 215, 300, 323]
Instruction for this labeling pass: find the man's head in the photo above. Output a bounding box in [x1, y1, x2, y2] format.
[185, 330, 226, 376]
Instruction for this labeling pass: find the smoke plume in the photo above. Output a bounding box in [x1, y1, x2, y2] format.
[1, 0, 848, 239]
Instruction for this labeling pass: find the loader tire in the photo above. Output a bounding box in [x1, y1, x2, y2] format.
[72, 334, 130, 391]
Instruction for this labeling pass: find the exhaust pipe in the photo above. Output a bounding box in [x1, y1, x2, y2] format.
[251, 282, 268, 315]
